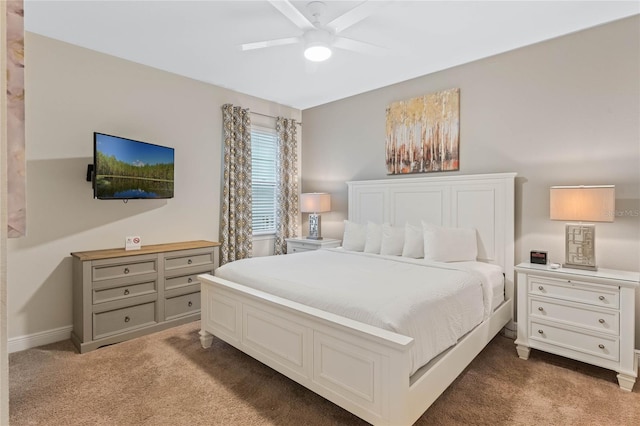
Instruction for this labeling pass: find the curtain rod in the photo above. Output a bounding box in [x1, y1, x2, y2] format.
[250, 110, 302, 126]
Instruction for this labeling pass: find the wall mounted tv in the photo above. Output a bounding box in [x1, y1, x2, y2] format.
[91, 132, 175, 200]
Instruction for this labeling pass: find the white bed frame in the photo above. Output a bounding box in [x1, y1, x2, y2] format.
[199, 172, 516, 425]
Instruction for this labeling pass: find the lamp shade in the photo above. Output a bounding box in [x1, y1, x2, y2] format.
[550, 185, 615, 222]
[300, 193, 331, 213]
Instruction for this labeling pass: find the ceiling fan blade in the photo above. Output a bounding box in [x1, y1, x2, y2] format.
[333, 36, 388, 56]
[241, 37, 300, 51]
[327, 0, 395, 33]
[268, 0, 315, 31]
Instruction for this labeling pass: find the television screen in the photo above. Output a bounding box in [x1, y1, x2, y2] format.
[93, 132, 175, 199]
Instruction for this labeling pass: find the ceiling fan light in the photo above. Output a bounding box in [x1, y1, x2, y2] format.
[304, 44, 332, 61]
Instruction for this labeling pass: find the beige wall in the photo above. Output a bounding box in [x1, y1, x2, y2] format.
[6, 33, 300, 343]
[301, 17, 640, 345]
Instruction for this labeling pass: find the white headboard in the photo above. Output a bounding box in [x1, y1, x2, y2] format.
[347, 172, 517, 301]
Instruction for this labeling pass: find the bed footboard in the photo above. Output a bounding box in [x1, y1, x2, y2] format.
[199, 273, 416, 425]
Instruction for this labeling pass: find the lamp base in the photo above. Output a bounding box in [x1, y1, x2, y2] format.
[307, 213, 322, 240]
[562, 262, 597, 272]
[564, 223, 597, 271]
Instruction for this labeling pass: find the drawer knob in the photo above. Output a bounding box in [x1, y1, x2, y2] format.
[538, 286, 544, 291]
[598, 296, 605, 301]
[538, 329, 544, 334]
[124, 268, 130, 274]
[598, 319, 605, 324]
[188, 259, 193, 265]
[124, 289, 130, 295]
[124, 316, 131, 323]
[188, 301, 193, 307]
[188, 277, 193, 283]
[598, 344, 605, 349]
[537, 307, 544, 312]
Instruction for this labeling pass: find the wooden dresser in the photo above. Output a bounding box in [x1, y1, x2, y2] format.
[71, 240, 219, 353]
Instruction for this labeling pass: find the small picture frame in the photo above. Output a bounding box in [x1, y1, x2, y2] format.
[530, 250, 548, 265]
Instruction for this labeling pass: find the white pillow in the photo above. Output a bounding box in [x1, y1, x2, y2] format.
[342, 220, 367, 252]
[380, 224, 405, 256]
[402, 222, 424, 258]
[364, 221, 383, 254]
[422, 221, 478, 262]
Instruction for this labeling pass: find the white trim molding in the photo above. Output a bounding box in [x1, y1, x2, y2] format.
[8, 325, 72, 354]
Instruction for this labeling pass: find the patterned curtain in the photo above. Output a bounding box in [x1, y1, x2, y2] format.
[220, 104, 252, 265]
[273, 117, 299, 255]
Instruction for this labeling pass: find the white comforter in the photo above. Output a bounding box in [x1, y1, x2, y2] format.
[215, 249, 503, 375]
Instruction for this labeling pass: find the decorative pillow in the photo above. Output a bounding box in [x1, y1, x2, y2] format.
[422, 221, 478, 262]
[364, 221, 383, 254]
[380, 224, 405, 256]
[402, 222, 424, 258]
[342, 220, 367, 252]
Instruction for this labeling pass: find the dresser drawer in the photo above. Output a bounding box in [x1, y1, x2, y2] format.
[529, 320, 619, 362]
[165, 269, 211, 291]
[93, 302, 156, 339]
[165, 292, 200, 321]
[529, 297, 619, 335]
[528, 276, 619, 309]
[93, 280, 157, 304]
[165, 250, 214, 271]
[92, 259, 157, 282]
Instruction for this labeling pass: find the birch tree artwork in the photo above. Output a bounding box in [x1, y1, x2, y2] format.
[385, 88, 459, 175]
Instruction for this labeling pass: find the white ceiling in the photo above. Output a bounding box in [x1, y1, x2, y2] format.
[25, 1, 639, 110]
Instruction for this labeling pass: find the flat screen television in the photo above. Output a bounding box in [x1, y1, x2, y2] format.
[92, 132, 175, 200]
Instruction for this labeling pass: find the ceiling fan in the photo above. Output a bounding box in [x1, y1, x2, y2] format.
[242, 0, 392, 62]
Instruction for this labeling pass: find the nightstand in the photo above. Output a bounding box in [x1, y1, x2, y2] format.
[514, 262, 639, 391]
[285, 237, 341, 254]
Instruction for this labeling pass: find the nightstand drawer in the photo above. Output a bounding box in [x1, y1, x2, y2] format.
[530, 320, 619, 362]
[93, 302, 156, 340]
[528, 276, 619, 309]
[290, 246, 313, 253]
[529, 297, 619, 335]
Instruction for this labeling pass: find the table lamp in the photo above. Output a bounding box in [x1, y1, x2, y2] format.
[550, 185, 615, 271]
[300, 193, 331, 240]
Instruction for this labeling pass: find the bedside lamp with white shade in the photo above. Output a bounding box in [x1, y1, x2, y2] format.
[300, 193, 331, 240]
[550, 185, 615, 271]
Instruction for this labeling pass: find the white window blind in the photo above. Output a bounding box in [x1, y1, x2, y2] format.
[251, 128, 278, 235]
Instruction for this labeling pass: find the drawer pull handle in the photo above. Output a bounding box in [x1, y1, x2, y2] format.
[598, 344, 605, 349]
[538, 329, 544, 334]
[537, 307, 544, 312]
[188, 259, 193, 265]
[538, 286, 544, 291]
[188, 277, 193, 283]
[124, 268, 130, 274]
[598, 296, 605, 301]
[188, 301, 193, 307]
[598, 319, 605, 324]
[124, 316, 131, 323]
[124, 289, 130, 295]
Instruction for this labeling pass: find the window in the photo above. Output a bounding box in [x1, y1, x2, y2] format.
[251, 127, 278, 235]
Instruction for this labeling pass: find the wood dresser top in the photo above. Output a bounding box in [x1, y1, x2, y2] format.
[71, 240, 220, 261]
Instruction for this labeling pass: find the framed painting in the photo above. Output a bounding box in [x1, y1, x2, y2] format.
[385, 88, 459, 175]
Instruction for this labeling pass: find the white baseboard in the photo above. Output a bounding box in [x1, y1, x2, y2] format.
[8, 325, 72, 353]
[636, 350, 640, 373]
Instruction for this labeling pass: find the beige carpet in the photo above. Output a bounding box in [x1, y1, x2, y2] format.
[9, 321, 640, 425]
